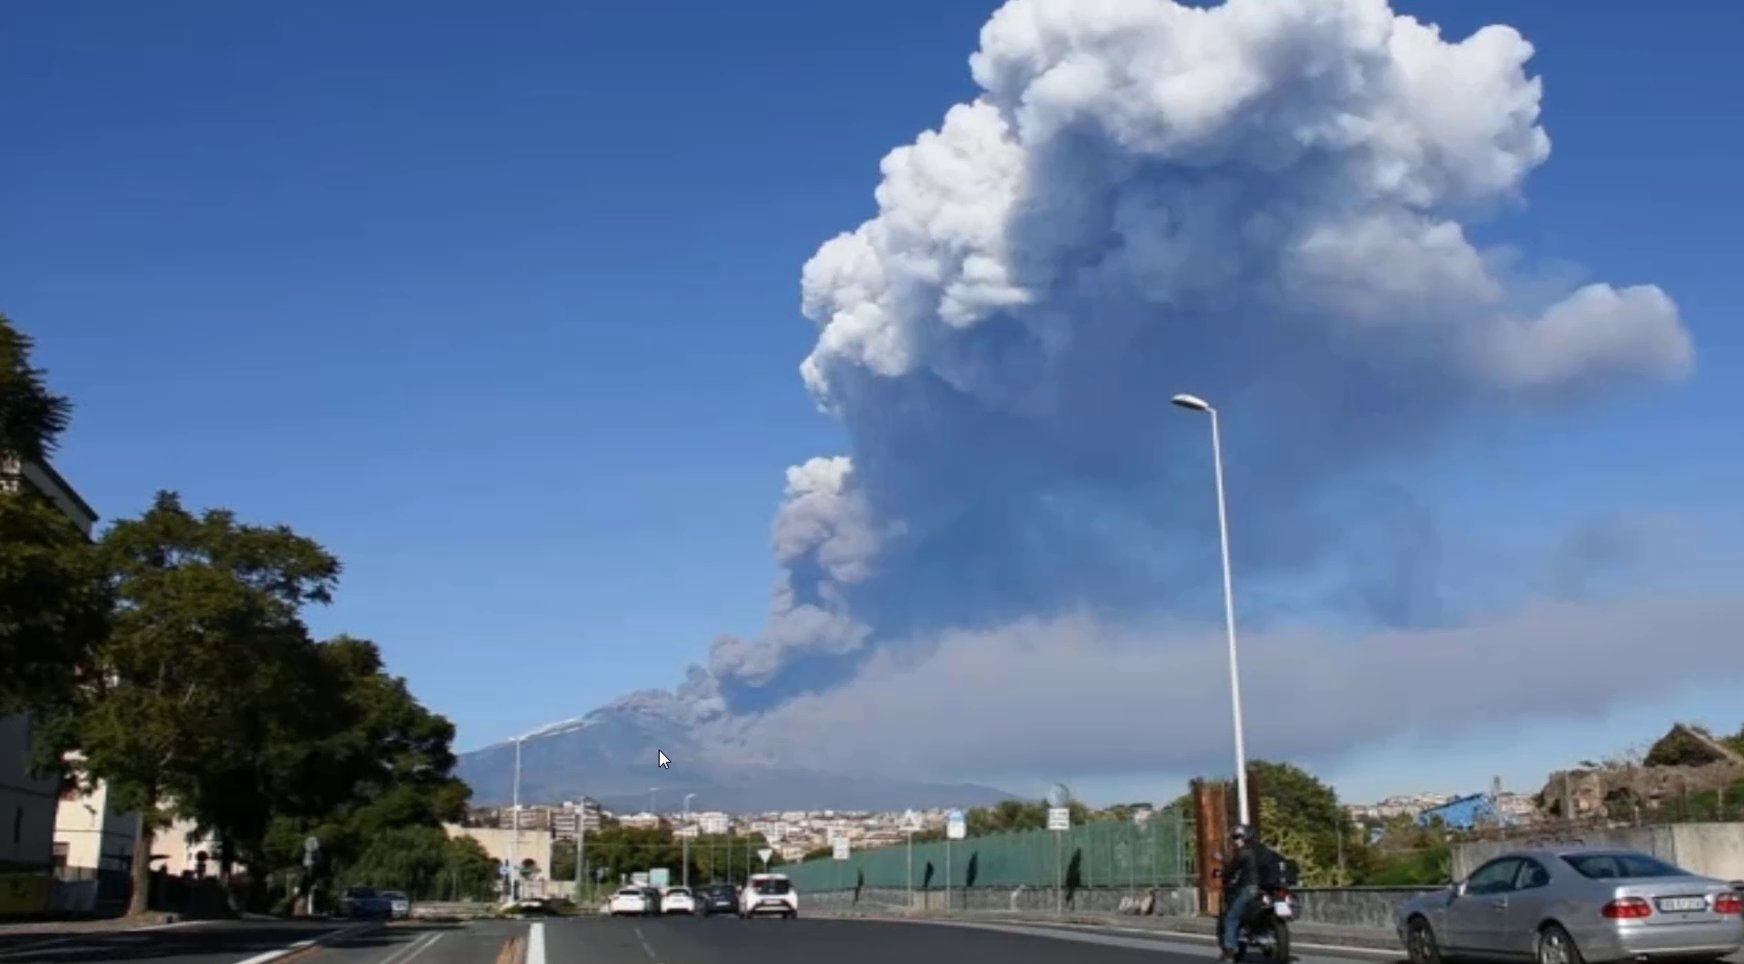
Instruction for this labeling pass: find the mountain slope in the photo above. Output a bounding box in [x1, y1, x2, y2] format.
[456, 694, 1016, 812]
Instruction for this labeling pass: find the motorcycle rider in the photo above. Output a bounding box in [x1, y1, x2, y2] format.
[1219, 823, 1270, 959]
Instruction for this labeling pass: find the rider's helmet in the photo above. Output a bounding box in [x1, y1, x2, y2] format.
[1230, 823, 1256, 845]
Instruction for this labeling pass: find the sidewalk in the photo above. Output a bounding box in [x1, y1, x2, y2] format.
[0, 913, 186, 936]
[811, 907, 1404, 952]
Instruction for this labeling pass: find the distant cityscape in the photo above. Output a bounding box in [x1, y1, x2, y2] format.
[453, 780, 1542, 868]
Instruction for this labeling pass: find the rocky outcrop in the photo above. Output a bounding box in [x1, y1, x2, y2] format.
[1537, 724, 1744, 819]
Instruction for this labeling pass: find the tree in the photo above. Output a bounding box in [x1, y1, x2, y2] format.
[215, 635, 470, 906]
[0, 315, 109, 716]
[0, 315, 71, 465]
[47, 491, 340, 916]
[340, 827, 496, 901]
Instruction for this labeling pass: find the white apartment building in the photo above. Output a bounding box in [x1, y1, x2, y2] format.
[617, 812, 663, 830]
[695, 811, 730, 835]
[53, 769, 140, 875]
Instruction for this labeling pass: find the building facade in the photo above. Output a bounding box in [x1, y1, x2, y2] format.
[0, 459, 98, 916]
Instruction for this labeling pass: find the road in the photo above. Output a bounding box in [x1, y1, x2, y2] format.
[0, 915, 1403, 964]
[539, 915, 1397, 964]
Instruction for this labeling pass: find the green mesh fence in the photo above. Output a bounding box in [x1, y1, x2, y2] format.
[782, 812, 1194, 891]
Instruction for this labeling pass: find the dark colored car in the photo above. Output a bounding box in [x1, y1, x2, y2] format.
[700, 884, 740, 917]
[338, 886, 393, 918]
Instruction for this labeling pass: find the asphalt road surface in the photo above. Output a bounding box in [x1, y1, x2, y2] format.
[539, 915, 1396, 964]
[0, 915, 1416, 964]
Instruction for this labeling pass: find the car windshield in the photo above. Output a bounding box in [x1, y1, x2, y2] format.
[753, 879, 793, 894]
[616, 888, 641, 896]
[1561, 852, 1687, 879]
[667, 888, 689, 896]
[381, 892, 407, 901]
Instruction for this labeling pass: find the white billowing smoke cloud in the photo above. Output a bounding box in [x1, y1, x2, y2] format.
[671, 0, 1701, 767]
[740, 595, 1744, 777]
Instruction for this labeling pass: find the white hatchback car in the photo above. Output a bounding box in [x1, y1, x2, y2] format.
[742, 873, 798, 919]
[609, 887, 650, 917]
[661, 886, 696, 915]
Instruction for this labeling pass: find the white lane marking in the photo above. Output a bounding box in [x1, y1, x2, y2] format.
[863, 918, 1402, 963]
[527, 923, 547, 964]
[371, 930, 444, 964]
[235, 939, 317, 964]
[1010, 921, 1400, 957]
[630, 924, 655, 960]
[227, 921, 384, 964]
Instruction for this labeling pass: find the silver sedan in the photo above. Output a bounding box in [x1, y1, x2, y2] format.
[1396, 848, 1743, 964]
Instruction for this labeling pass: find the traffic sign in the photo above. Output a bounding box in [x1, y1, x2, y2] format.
[832, 837, 851, 861]
[899, 809, 923, 833]
[757, 847, 773, 866]
[1047, 807, 1071, 832]
[946, 809, 966, 840]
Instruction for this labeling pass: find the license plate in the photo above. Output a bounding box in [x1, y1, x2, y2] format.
[761, 900, 783, 907]
[1656, 897, 1707, 913]
[1273, 902, 1294, 919]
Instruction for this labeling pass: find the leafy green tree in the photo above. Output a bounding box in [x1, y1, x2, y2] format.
[0, 315, 109, 716]
[0, 316, 70, 465]
[1248, 760, 1348, 882]
[43, 491, 340, 915]
[340, 827, 496, 901]
[239, 636, 470, 901]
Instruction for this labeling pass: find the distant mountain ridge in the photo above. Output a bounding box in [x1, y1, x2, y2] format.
[455, 693, 1016, 812]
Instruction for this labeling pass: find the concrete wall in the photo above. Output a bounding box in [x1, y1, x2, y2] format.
[800, 884, 1437, 929]
[1453, 822, 1744, 883]
[55, 778, 140, 872]
[443, 824, 555, 876]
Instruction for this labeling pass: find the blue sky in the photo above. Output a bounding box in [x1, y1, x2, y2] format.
[6, 0, 1742, 806]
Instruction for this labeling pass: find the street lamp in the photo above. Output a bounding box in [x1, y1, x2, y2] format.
[649, 787, 657, 816]
[682, 793, 697, 889]
[1170, 392, 1252, 827]
[509, 736, 525, 902]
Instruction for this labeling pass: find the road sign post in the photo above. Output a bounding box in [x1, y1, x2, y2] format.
[945, 809, 966, 914]
[302, 836, 321, 917]
[832, 836, 850, 895]
[757, 847, 773, 871]
[899, 810, 922, 907]
[1047, 784, 1073, 918]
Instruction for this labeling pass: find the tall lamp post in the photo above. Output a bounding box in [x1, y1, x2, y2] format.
[509, 736, 525, 902]
[682, 793, 696, 889]
[1171, 392, 1251, 827]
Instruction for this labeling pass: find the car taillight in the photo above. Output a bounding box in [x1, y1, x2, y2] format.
[1714, 893, 1742, 915]
[1602, 898, 1653, 920]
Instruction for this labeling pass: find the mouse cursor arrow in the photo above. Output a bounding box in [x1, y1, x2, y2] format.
[657, 750, 671, 769]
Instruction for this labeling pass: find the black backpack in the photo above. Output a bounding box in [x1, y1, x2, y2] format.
[1256, 845, 1287, 889]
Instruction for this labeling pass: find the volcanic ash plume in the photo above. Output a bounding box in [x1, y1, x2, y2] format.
[696, 0, 1691, 716]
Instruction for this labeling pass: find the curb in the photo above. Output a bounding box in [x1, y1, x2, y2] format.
[234, 920, 385, 964]
[805, 911, 1405, 955]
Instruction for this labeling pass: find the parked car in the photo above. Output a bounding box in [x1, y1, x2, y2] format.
[661, 886, 696, 915]
[1396, 848, 1744, 964]
[700, 884, 740, 917]
[741, 873, 798, 919]
[380, 890, 411, 920]
[609, 887, 651, 917]
[338, 886, 393, 918]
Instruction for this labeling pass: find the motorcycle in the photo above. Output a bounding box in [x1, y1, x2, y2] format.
[1215, 869, 1296, 962]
